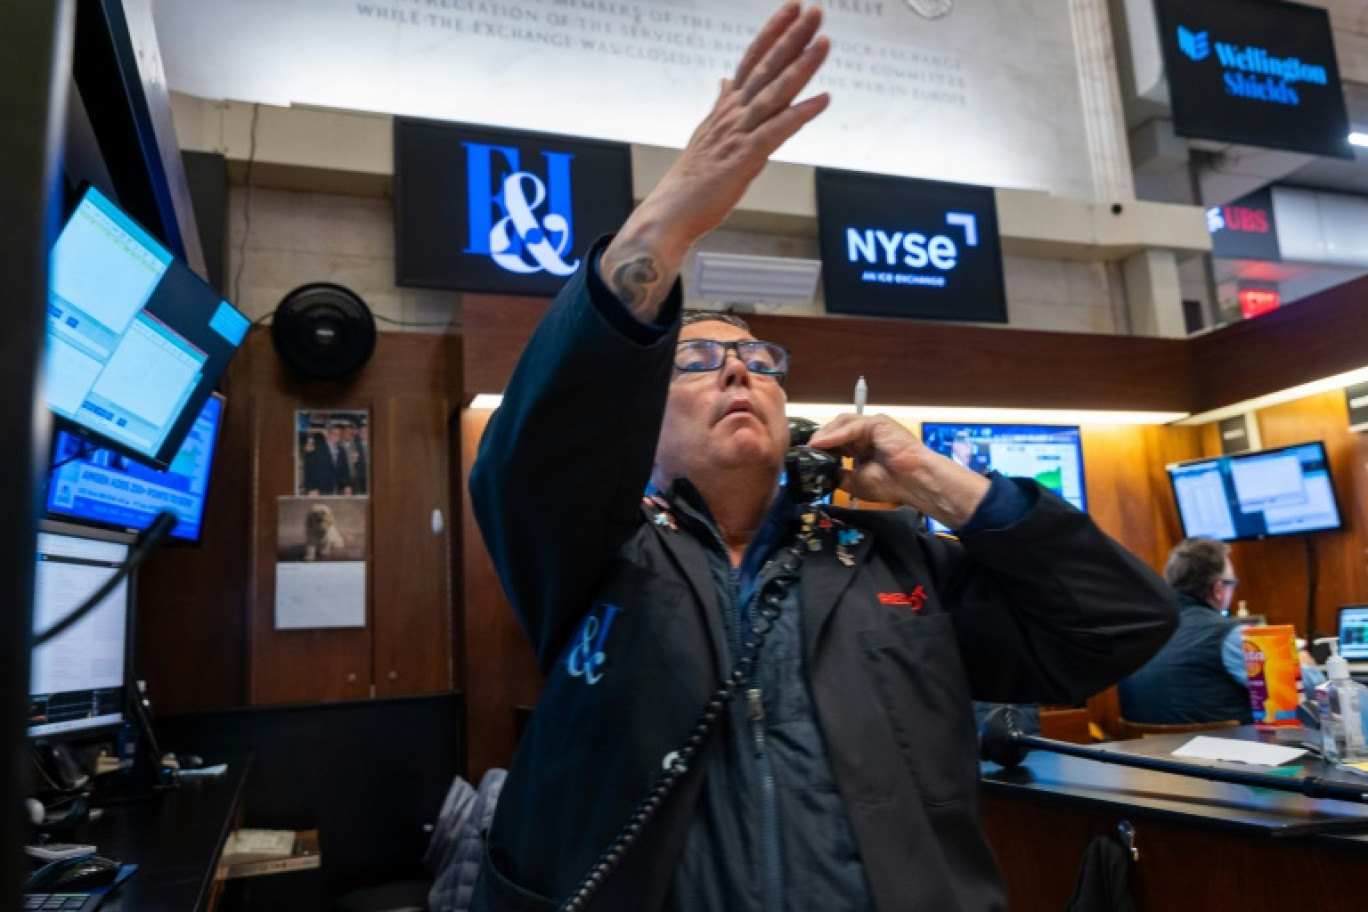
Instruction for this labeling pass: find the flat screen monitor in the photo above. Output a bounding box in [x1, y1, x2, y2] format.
[921, 423, 1087, 532]
[1166, 441, 1343, 542]
[1336, 606, 1368, 663]
[44, 393, 225, 544]
[46, 185, 249, 469]
[29, 521, 134, 741]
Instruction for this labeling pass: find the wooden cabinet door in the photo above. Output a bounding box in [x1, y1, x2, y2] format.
[372, 395, 452, 697]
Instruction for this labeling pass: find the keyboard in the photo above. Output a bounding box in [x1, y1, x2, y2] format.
[23, 893, 103, 911]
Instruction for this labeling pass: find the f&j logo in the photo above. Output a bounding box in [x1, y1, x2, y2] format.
[463, 142, 579, 277]
[564, 603, 621, 686]
[1177, 26, 1210, 62]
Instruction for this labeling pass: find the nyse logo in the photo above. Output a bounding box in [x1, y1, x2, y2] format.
[463, 142, 579, 277]
[1177, 26, 1210, 62]
[846, 212, 979, 271]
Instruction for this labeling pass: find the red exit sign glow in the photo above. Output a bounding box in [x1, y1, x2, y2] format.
[1239, 288, 1281, 318]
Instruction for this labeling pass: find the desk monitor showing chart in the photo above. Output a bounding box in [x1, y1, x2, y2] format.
[44, 393, 224, 544]
[29, 522, 135, 741]
[46, 185, 248, 469]
[921, 423, 1087, 533]
[1167, 442, 1344, 542]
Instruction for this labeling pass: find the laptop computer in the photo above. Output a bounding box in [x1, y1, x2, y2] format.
[1336, 605, 1368, 675]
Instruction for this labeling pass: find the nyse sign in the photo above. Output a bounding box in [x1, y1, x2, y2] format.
[846, 212, 980, 288]
[817, 169, 1005, 323]
[395, 120, 633, 295]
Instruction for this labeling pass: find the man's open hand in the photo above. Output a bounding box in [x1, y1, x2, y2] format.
[601, 2, 830, 318]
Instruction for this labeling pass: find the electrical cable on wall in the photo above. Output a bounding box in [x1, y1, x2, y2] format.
[231, 102, 260, 306]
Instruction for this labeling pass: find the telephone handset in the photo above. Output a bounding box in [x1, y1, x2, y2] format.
[558, 419, 838, 912]
[783, 416, 841, 505]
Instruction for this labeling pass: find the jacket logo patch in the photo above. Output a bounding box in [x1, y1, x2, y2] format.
[565, 603, 620, 685]
[877, 586, 927, 611]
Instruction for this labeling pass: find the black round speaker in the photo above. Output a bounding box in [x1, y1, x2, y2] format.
[271, 283, 377, 380]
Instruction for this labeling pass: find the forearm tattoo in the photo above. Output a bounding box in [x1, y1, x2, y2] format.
[609, 256, 662, 314]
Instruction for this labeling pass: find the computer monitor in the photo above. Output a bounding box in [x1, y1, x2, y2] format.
[1338, 606, 1368, 664]
[921, 423, 1087, 532]
[28, 521, 134, 742]
[45, 184, 249, 469]
[44, 393, 225, 544]
[1166, 442, 1344, 542]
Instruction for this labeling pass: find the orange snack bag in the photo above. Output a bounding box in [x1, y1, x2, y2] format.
[1241, 625, 1302, 729]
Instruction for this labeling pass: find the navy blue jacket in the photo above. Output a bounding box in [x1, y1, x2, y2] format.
[468, 245, 1179, 912]
[1117, 592, 1253, 725]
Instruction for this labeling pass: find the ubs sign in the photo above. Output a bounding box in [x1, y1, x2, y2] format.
[1156, 0, 1351, 159]
[1206, 187, 1280, 261]
[816, 168, 1005, 323]
[394, 119, 633, 294]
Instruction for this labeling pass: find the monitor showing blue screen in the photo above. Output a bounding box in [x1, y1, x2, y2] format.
[1166, 441, 1343, 542]
[44, 394, 224, 544]
[921, 423, 1087, 532]
[46, 185, 248, 468]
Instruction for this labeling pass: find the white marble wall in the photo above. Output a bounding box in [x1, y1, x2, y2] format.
[226, 188, 1119, 336]
[225, 186, 460, 334]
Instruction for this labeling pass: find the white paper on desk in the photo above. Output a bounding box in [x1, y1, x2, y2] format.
[275, 560, 366, 629]
[1172, 735, 1307, 767]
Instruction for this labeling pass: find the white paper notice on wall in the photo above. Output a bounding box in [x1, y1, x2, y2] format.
[275, 561, 366, 629]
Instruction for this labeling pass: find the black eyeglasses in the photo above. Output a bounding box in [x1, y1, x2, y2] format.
[673, 339, 789, 380]
[1220, 578, 1240, 588]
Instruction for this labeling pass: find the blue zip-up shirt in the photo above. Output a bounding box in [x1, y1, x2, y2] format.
[663, 477, 1031, 911]
[665, 482, 874, 912]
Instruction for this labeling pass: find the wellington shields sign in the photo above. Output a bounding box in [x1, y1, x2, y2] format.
[1156, 0, 1350, 159]
[395, 119, 633, 295]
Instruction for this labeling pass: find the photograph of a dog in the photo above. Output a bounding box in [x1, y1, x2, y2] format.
[277, 496, 366, 562]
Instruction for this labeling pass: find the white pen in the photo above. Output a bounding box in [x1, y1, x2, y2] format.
[850, 376, 867, 508]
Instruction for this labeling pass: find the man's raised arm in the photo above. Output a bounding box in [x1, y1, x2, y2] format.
[470, 3, 832, 668]
[599, 1, 830, 320]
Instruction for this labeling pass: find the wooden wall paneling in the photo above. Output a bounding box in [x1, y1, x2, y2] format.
[445, 337, 467, 717]
[250, 391, 374, 705]
[372, 394, 453, 697]
[747, 313, 1194, 412]
[1070, 425, 1201, 738]
[136, 331, 257, 715]
[462, 296, 551, 396]
[1189, 274, 1368, 414]
[1080, 427, 1163, 563]
[243, 330, 455, 706]
[460, 296, 1194, 414]
[1234, 391, 1368, 635]
[461, 409, 544, 777]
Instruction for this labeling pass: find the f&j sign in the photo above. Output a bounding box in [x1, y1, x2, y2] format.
[394, 119, 633, 295]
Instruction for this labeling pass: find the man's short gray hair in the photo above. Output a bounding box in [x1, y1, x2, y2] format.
[1164, 537, 1230, 599]
[681, 310, 752, 333]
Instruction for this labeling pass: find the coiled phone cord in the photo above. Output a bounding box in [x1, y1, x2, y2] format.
[558, 527, 814, 912]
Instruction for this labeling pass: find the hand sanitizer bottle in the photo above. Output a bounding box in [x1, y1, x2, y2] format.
[1319, 639, 1368, 763]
